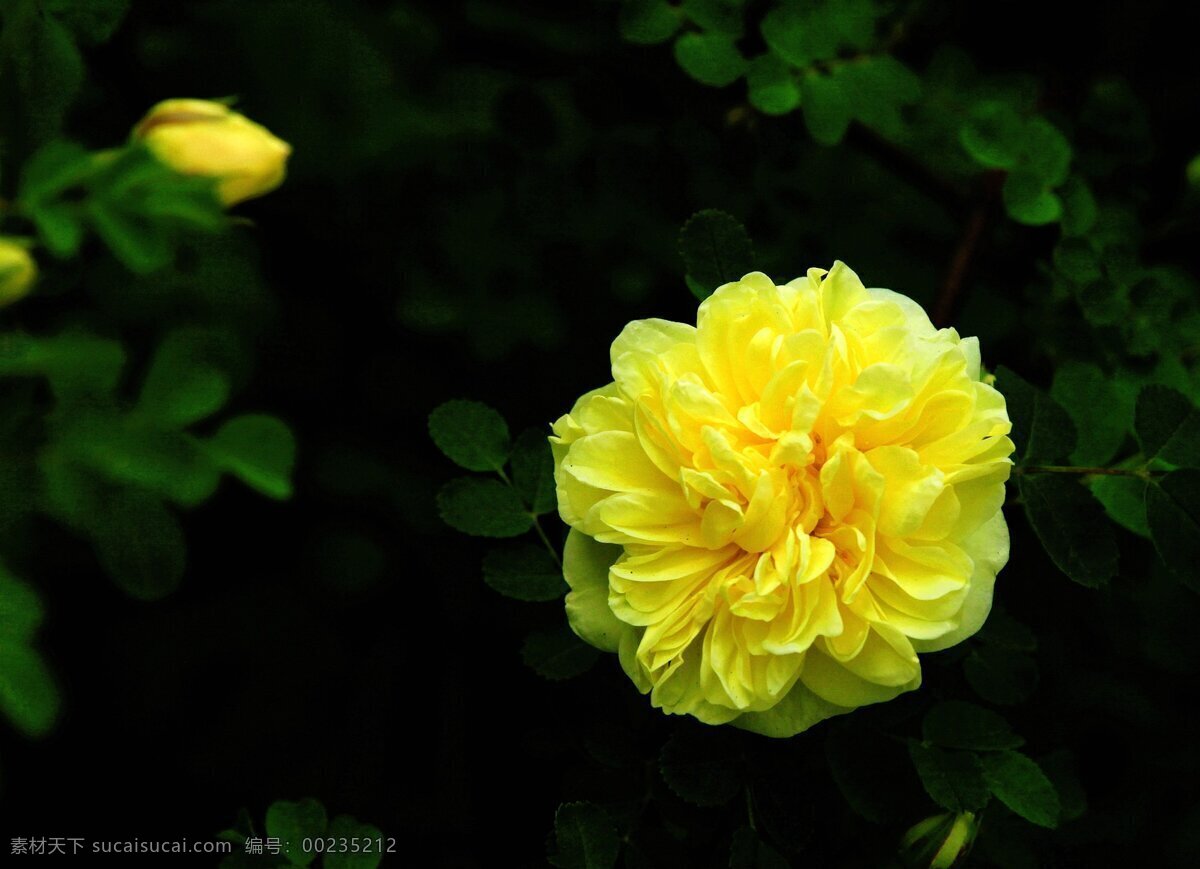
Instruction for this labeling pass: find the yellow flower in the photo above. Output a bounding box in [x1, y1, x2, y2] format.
[900, 812, 979, 868]
[132, 99, 291, 205]
[0, 239, 37, 308]
[551, 264, 1013, 736]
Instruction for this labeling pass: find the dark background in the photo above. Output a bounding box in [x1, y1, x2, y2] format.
[3, 0, 1200, 865]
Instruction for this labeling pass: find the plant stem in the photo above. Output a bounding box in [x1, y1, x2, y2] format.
[1018, 464, 1161, 479]
[531, 515, 562, 568]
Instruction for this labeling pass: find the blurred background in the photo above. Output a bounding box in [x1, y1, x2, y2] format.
[3, 0, 1200, 866]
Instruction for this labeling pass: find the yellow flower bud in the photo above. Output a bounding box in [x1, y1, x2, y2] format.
[132, 99, 291, 206]
[0, 239, 37, 308]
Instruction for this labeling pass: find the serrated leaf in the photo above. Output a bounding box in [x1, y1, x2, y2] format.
[1090, 474, 1150, 537]
[90, 490, 186, 600]
[437, 477, 532, 538]
[522, 624, 600, 680]
[618, 0, 680, 45]
[1051, 361, 1130, 466]
[511, 428, 556, 514]
[137, 330, 232, 429]
[728, 827, 790, 869]
[1146, 470, 1200, 593]
[673, 32, 746, 88]
[995, 366, 1076, 464]
[1017, 473, 1117, 587]
[980, 751, 1060, 829]
[482, 543, 565, 601]
[922, 701, 1024, 751]
[1135, 385, 1200, 467]
[746, 53, 800, 116]
[659, 725, 743, 807]
[908, 742, 989, 813]
[266, 799, 328, 867]
[428, 399, 511, 472]
[549, 802, 620, 869]
[964, 646, 1038, 706]
[678, 209, 754, 293]
[801, 72, 851, 145]
[325, 815, 384, 869]
[207, 415, 297, 500]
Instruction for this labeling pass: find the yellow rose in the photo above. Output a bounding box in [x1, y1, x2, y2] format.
[0, 239, 37, 308]
[132, 99, 291, 205]
[550, 264, 1013, 736]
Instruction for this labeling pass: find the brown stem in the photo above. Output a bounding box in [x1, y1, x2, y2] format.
[933, 171, 1004, 327]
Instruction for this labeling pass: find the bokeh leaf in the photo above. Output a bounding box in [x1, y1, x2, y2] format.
[207, 414, 297, 500]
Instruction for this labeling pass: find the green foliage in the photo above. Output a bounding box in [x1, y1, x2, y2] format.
[1135, 386, 1200, 467]
[549, 802, 620, 869]
[963, 644, 1039, 707]
[521, 623, 600, 680]
[324, 816, 384, 869]
[673, 32, 745, 88]
[907, 742, 989, 813]
[1146, 470, 1200, 592]
[980, 751, 1061, 829]
[428, 399, 512, 472]
[208, 415, 298, 500]
[728, 827, 790, 869]
[437, 477, 533, 537]
[266, 798, 328, 867]
[1090, 474, 1150, 537]
[20, 142, 225, 273]
[482, 543, 566, 601]
[745, 54, 800, 116]
[511, 428, 556, 515]
[618, 0, 680, 45]
[1051, 362, 1130, 467]
[922, 701, 1025, 751]
[90, 490, 187, 600]
[0, 567, 58, 737]
[1017, 473, 1118, 588]
[659, 725, 743, 807]
[996, 366, 1076, 464]
[678, 209, 755, 297]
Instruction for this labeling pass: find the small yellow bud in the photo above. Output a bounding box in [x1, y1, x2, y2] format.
[0, 239, 37, 308]
[132, 99, 291, 206]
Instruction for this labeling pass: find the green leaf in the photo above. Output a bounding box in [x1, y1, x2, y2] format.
[30, 202, 84, 258]
[840, 55, 921, 133]
[759, 4, 830, 68]
[1003, 168, 1062, 226]
[482, 543, 566, 601]
[994, 366, 1076, 464]
[826, 723, 919, 824]
[1053, 239, 1102, 285]
[0, 330, 126, 399]
[1060, 176, 1098, 237]
[266, 799, 328, 867]
[922, 701, 1025, 751]
[1146, 470, 1200, 593]
[618, 0, 680, 45]
[0, 641, 59, 737]
[801, 72, 851, 145]
[137, 330, 232, 429]
[511, 428, 556, 514]
[1017, 473, 1117, 587]
[908, 742, 989, 813]
[976, 610, 1037, 652]
[673, 32, 746, 87]
[324, 816, 384, 869]
[1135, 385, 1200, 467]
[964, 646, 1038, 706]
[728, 827, 790, 869]
[685, 273, 711, 301]
[1090, 474, 1150, 537]
[678, 209, 754, 293]
[659, 725, 743, 807]
[960, 100, 1024, 169]
[521, 624, 600, 680]
[90, 491, 186, 600]
[87, 199, 171, 273]
[980, 751, 1060, 829]
[548, 802, 620, 869]
[746, 53, 800, 116]
[207, 415, 297, 500]
[681, 0, 744, 35]
[437, 477, 533, 538]
[45, 0, 131, 43]
[19, 140, 94, 202]
[0, 568, 44, 641]
[0, 1, 85, 143]
[1051, 362, 1130, 466]
[427, 399, 511, 472]
[1022, 118, 1072, 186]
